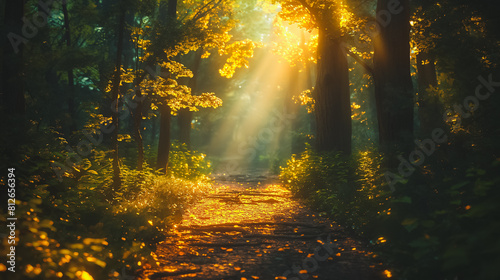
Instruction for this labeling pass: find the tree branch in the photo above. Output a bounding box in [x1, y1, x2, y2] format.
[191, 0, 223, 23]
[297, 0, 319, 24]
[344, 47, 374, 75]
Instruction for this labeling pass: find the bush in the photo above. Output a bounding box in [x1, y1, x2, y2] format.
[280, 147, 500, 280]
[0, 127, 212, 279]
[167, 141, 212, 182]
[280, 148, 388, 235]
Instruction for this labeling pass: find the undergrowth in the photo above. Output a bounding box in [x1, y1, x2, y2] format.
[0, 126, 212, 279]
[280, 147, 500, 280]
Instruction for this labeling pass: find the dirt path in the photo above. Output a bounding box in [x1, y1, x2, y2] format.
[139, 178, 386, 280]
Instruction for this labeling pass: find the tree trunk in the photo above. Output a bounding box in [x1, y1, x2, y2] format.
[313, 29, 351, 154]
[134, 88, 145, 170]
[156, 104, 171, 172]
[62, 0, 77, 132]
[2, 0, 25, 116]
[373, 0, 413, 159]
[178, 49, 203, 148]
[133, 22, 145, 170]
[177, 109, 193, 147]
[110, 9, 126, 190]
[155, 0, 177, 173]
[416, 51, 440, 137]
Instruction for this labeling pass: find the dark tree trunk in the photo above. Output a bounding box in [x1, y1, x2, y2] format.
[62, 0, 76, 132]
[156, 104, 171, 172]
[110, 9, 126, 190]
[155, 0, 177, 173]
[178, 49, 203, 148]
[2, 0, 25, 116]
[133, 88, 145, 170]
[313, 29, 351, 154]
[177, 109, 193, 147]
[373, 0, 413, 159]
[133, 20, 145, 170]
[416, 52, 440, 137]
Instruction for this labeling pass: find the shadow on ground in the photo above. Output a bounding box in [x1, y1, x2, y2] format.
[138, 174, 385, 280]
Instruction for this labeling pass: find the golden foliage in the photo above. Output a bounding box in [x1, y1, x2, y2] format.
[115, 0, 259, 116]
[272, 17, 317, 66]
[293, 88, 315, 113]
[218, 39, 260, 78]
[120, 69, 223, 114]
[272, 0, 370, 67]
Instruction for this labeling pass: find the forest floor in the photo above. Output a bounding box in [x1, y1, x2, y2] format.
[138, 173, 386, 280]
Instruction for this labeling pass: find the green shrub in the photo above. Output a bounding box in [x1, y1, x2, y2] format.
[167, 141, 212, 182]
[0, 127, 212, 279]
[280, 148, 388, 235]
[281, 146, 500, 280]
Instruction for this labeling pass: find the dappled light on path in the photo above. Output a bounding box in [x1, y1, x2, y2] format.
[139, 181, 385, 280]
[182, 184, 299, 226]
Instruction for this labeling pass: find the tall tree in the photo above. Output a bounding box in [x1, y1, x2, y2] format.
[110, 5, 127, 190]
[177, 50, 203, 148]
[2, 0, 26, 117]
[373, 0, 413, 157]
[125, 0, 255, 172]
[314, 18, 351, 154]
[275, 0, 353, 154]
[155, 0, 178, 172]
[133, 73, 146, 170]
[410, 3, 441, 137]
[62, 0, 77, 132]
[416, 51, 439, 136]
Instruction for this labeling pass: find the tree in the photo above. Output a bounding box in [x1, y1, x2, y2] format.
[410, 0, 500, 159]
[274, 0, 354, 155]
[155, 0, 178, 172]
[372, 0, 413, 158]
[177, 49, 203, 148]
[314, 16, 351, 154]
[62, 0, 77, 132]
[2, 0, 26, 117]
[410, 3, 441, 138]
[126, 0, 258, 172]
[109, 5, 127, 190]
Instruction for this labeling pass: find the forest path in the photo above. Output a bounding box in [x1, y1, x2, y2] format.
[138, 174, 385, 280]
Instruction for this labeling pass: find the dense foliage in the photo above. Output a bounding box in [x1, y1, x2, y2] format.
[281, 146, 500, 279]
[0, 124, 212, 279]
